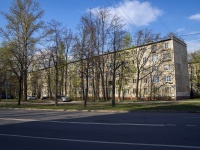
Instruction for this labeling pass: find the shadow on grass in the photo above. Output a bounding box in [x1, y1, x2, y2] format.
[0, 101, 200, 113]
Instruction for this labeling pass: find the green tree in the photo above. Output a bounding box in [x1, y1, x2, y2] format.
[188, 50, 200, 97]
[0, 0, 44, 105]
[122, 32, 132, 49]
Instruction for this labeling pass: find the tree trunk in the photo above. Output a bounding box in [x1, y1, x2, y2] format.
[55, 61, 58, 106]
[18, 76, 22, 106]
[112, 52, 116, 107]
[136, 70, 140, 100]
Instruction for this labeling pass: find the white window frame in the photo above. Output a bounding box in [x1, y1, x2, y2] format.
[153, 76, 159, 83]
[164, 64, 171, 70]
[165, 76, 171, 82]
[152, 54, 158, 62]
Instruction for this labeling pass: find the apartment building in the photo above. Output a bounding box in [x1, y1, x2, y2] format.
[123, 36, 190, 100]
[28, 36, 190, 100]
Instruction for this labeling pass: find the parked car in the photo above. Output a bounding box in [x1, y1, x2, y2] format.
[27, 96, 37, 100]
[56, 96, 70, 102]
[0, 95, 14, 99]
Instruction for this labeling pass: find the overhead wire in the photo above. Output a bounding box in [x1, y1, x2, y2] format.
[106, 0, 138, 31]
[106, 0, 139, 45]
[113, 0, 138, 31]
[145, 1, 171, 34]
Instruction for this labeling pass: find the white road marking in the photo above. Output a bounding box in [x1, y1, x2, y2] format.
[0, 133, 200, 149]
[50, 121, 166, 127]
[0, 118, 37, 122]
[186, 125, 197, 127]
[0, 118, 199, 127]
[0, 118, 165, 127]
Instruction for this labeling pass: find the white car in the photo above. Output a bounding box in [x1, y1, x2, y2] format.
[57, 96, 70, 102]
[27, 96, 37, 100]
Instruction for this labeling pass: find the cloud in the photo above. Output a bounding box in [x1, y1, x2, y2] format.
[176, 28, 185, 33]
[90, 0, 163, 28]
[189, 13, 200, 21]
[186, 39, 200, 53]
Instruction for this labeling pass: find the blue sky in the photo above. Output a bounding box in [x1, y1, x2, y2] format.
[0, 0, 200, 52]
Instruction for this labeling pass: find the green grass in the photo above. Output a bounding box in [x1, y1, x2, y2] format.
[0, 98, 200, 112]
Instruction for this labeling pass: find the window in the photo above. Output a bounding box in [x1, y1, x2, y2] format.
[144, 78, 148, 83]
[153, 87, 159, 94]
[134, 49, 137, 54]
[123, 89, 129, 95]
[107, 63, 112, 68]
[143, 57, 147, 63]
[124, 79, 128, 85]
[152, 45, 157, 52]
[165, 76, 171, 82]
[133, 88, 136, 94]
[116, 80, 119, 85]
[133, 79, 137, 83]
[163, 42, 169, 49]
[153, 76, 159, 83]
[164, 64, 171, 70]
[142, 47, 146, 53]
[152, 54, 158, 62]
[144, 88, 148, 94]
[165, 87, 171, 93]
[163, 53, 171, 60]
[142, 68, 147, 73]
[152, 66, 158, 71]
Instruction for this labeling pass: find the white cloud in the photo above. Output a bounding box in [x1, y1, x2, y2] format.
[186, 39, 200, 53]
[90, 0, 163, 28]
[189, 13, 200, 21]
[189, 31, 200, 34]
[176, 28, 185, 33]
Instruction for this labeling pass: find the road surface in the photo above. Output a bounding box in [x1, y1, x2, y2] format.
[0, 109, 200, 150]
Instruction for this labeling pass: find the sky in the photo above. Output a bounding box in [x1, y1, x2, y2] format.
[0, 0, 200, 53]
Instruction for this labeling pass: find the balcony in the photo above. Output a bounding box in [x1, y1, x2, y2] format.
[162, 57, 172, 62]
[166, 81, 173, 84]
[151, 49, 156, 53]
[162, 48, 171, 51]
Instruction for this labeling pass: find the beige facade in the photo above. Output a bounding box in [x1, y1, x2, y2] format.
[28, 36, 190, 100]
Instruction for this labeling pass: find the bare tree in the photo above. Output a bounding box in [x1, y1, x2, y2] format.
[108, 15, 125, 107]
[72, 11, 96, 107]
[45, 20, 69, 106]
[134, 28, 160, 46]
[133, 29, 162, 100]
[93, 8, 111, 101]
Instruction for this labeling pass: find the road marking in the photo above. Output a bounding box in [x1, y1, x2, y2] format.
[50, 121, 166, 127]
[0, 118, 36, 122]
[0, 133, 200, 149]
[1, 118, 198, 127]
[0, 118, 165, 127]
[186, 125, 197, 127]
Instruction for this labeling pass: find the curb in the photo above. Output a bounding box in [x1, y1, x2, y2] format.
[1, 107, 200, 113]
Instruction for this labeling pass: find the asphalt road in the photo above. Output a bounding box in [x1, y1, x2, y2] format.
[0, 109, 200, 150]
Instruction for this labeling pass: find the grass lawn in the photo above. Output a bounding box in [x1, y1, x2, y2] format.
[0, 98, 200, 112]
